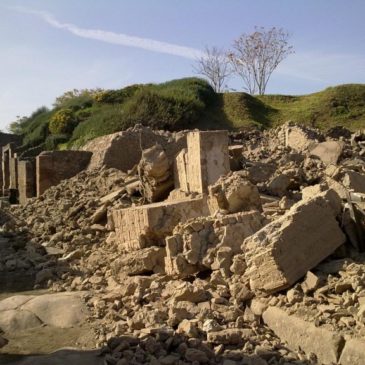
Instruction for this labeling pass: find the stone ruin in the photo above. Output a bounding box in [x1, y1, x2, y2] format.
[1, 123, 365, 364]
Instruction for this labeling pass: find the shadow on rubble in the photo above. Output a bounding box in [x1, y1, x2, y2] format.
[0, 209, 73, 295]
[0, 333, 313, 365]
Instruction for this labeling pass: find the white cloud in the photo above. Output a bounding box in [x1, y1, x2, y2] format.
[11, 6, 204, 60]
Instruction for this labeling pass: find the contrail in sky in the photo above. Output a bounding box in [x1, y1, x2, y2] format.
[12, 6, 204, 59]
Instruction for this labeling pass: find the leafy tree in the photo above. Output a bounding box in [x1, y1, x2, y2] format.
[8, 116, 27, 135]
[228, 27, 294, 95]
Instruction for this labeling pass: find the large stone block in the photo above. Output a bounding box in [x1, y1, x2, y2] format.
[339, 338, 365, 365]
[284, 124, 323, 151]
[175, 131, 230, 194]
[18, 159, 36, 205]
[309, 140, 345, 166]
[244, 191, 346, 293]
[36, 151, 92, 196]
[262, 307, 344, 364]
[113, 197, 209, 252]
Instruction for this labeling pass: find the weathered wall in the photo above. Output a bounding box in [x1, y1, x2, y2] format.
[36, 151, 92, 196]
[2, 143, 18, 195]
[0, 134, 22, 195]
[9, 156, 18, 190]
[18, 159, 36, 205]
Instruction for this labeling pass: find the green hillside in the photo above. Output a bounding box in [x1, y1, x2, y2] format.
[11, 79, 365, 153]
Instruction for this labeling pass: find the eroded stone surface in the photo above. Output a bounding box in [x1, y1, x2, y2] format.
[244, 192, 346, 293]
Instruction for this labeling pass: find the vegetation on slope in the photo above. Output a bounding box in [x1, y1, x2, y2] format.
[10, 79, 365, 153]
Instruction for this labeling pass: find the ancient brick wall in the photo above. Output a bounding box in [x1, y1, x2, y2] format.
[36, 151, 92, 196]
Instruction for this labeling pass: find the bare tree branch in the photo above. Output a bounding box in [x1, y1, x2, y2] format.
[228, 27, 294, 95]
[194, 46, 232, 92]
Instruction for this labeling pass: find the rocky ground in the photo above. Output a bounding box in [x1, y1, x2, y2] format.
[0, 123, 364, 365]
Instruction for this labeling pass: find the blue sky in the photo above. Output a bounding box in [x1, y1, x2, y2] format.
[1, 0, 365, 130]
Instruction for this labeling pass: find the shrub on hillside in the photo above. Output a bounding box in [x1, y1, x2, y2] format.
[122, 88, 204, 130]
[53, 89, 98, 109]
[93, 84, 143, 104]
[22, 108, 53, 148]
[70, 105, 125, 147]
[44, 134, 69, 150]
[49, 109, 77, 135]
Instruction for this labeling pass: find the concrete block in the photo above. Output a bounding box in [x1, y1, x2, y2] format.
[113, 197, 209, 252]
[244, 192, 346, 293]
[262, 307, 344, 364]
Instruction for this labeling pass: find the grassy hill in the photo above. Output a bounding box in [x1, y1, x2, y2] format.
[12, 79, 365, 153]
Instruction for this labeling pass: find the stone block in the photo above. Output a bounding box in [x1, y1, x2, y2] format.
[244, 192, 346, 293]
[176, 131, 230, 194]
[113, 197, 209, 252]
[284, 124, 323, 151]
[36, 151, 92, 196]
[18, 159, 36, 205]
[310, 141, 345, 165]
[339, 338, 365, 365]
[262, 307, 344, 364]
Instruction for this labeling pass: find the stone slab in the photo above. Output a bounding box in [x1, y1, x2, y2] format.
[113, 197, 209, 251]
[263, 306, 344, 364]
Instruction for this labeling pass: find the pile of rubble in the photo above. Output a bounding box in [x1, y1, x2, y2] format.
[1, 123, 365, 364]
[4, 167, 141, 289]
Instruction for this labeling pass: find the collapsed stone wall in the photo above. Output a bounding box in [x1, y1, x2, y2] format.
[36, 151, 92, 196]
[2, 123, 365, 364]
[83, 125, 187, 172]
